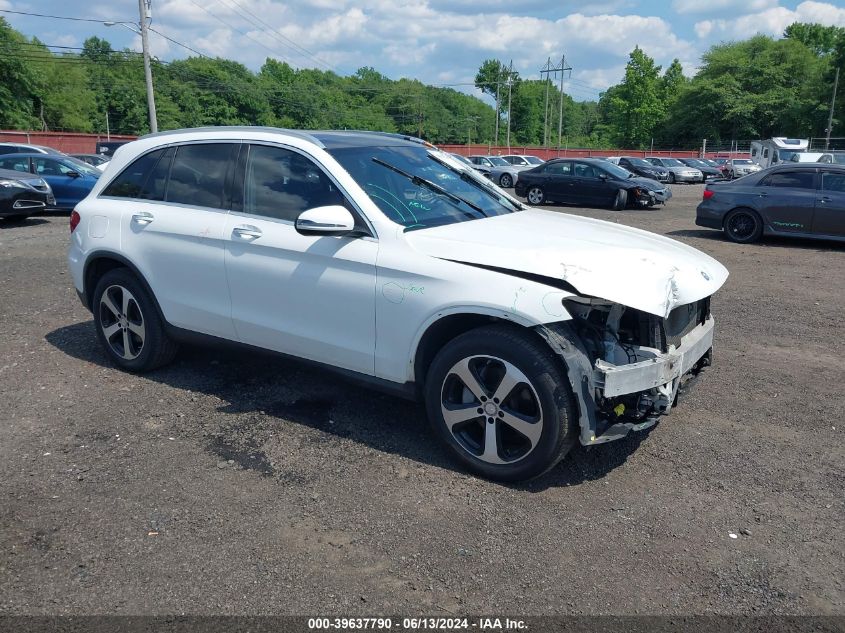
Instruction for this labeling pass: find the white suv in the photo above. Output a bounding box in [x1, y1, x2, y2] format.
[68, 127, 728, 481]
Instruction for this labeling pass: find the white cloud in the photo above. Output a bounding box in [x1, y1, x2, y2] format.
[673, 0, 777, 16]
[694, 1, 845, 40]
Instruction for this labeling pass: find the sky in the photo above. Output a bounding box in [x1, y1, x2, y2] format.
[2, 0, 845, 104]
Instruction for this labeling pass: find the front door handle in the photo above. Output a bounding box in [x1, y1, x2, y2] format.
[818, 196, 831, 203]
[132, 212, 154, 225]
[233, 225, 262, 239]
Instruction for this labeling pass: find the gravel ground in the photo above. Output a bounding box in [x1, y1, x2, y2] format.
[0, 184, 843, 616]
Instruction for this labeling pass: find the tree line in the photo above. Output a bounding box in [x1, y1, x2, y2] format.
[1, 16, 842, 149]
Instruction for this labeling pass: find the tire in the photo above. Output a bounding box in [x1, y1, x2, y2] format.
[425, 324, 578, 482]
[526, 186, 545, 205]
[611, 188, 628, 210]
[92, 268, 178, 372]
[668, 172, 676, 184]
[499, 173, 513, 188]
[723, 208, 763, 244]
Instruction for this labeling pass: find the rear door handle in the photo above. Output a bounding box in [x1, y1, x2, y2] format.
[818, 196, 831, 203]
[131, 211, 154, 225]
[757, 192, 768, 198]
[233, 225, 262, 239]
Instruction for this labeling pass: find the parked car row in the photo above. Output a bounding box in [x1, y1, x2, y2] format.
[0, 145, 105, 221]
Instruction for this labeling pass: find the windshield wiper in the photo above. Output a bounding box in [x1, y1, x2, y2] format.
[371, 157, 485, 215]
[426, 153, 522, 212]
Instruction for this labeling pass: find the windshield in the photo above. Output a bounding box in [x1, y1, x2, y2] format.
[488, 156, 509, 166]
[601, 162, 634, 179]
[525, 156, 544, 165]
[625, 157, 653, 167]
[831, 154, 845, 165]
[662, 158, 684, 167]
[733, 159, 753, 165]
[64, 157, 101, 177]
[779, 151, 800, 162]
[328, 145, 519, 230]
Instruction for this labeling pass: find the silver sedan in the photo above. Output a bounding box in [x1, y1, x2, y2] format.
[468, 155, 523, 188]
[645, 157, 703, 184]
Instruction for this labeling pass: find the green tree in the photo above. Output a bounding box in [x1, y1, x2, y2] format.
[784, 22, 844, 56]
[608, 46, 664, 147]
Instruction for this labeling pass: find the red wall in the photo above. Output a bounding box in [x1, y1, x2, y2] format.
[0, 130, 137, 154]
[439, 144, 747, 160]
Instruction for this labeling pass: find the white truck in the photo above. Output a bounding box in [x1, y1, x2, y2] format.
[750, 137, 809, 168]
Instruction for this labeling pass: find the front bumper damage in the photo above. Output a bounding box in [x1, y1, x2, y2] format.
[536, 314, 714, 446]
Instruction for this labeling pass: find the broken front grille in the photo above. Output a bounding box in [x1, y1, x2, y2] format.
[664, 297, 711, 350]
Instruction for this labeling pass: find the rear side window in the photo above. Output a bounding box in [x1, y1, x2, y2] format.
[166, 144, 235, 209]
[237, 144, 345, 222]
[760, 171, 816, 189]
[0, 156, 30, 172]
[544, 162, 571, 175]
[102, 148, 166, 198]
[821, 172, 845, 193]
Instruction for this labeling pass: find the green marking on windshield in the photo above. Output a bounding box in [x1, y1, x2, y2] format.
[367, 182, 418, 223]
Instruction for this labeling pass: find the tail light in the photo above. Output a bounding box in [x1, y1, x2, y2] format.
[69, 210, 80, 233]
[702, 189, 714, 200]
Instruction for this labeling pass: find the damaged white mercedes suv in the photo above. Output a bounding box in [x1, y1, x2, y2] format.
[68, 128, 728, 481]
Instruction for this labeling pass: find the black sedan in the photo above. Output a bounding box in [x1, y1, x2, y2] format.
[617, 156, 670, 182]
[696, 163, 845, 243]
[679, 158, 723, 180]
[514, 157, 671, 209]
[0, 167, 55, 221]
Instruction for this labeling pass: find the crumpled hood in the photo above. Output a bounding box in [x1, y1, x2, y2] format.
[405, 208, 729, 318]
[629, 176, 665, 191]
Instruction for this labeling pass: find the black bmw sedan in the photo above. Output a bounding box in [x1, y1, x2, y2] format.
[0, 167, 55, 221]
[514, 157, 671, 209]
[696, 163, 845, 243]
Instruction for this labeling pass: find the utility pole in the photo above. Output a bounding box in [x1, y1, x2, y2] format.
[540, 55, 572, 154]
[506, 60, 513, 150]
[826, 67, 839, 150]
[139, 0, 158, 133]
[417, 93, 423, 138]
[540, 58, 552, 147]
[557, 55, 571, 152]
[493, 65, 501, 147]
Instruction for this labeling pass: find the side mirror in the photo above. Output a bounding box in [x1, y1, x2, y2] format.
[598, 173, 608, 179]
[295, 205, 356, 236]
[66, 171, 81, 178]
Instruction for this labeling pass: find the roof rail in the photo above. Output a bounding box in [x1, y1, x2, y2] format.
[138, 126, 324, 148]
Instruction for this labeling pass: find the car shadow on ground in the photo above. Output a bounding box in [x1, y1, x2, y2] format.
[667, 228, 844, 251]
[45, 321, 648, 490]
[0, 216, 49, 229]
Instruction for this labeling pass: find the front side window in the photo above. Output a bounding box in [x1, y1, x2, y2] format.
[167, 143, 235, 209]
[240, 144, 345, 222]
[573, 162, 599, 178]
[761, 171, 816, 189]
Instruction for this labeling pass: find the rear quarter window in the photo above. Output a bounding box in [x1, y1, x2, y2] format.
[102, 148, 168, 199]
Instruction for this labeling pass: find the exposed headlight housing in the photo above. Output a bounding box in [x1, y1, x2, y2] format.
[0, 178, 26, 189]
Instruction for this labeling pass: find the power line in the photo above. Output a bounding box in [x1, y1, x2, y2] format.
[220, 0, 336, 72]
[0, 9, 132, 23]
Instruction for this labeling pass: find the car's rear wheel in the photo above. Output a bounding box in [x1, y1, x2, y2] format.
[611, 188, 628, 210]
[425, 325, 578, 482]
[499, 173, 513, 188]
[93, 268, 178, 372]
[526, 186, 545, 205]
[724, 208, 763, 243]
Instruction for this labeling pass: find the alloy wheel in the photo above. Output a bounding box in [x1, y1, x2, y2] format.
[440, 355, 543, 465]
[527, 187, 544, 205]
[99, 284, 146, 360]
[726, 212, 757, 241]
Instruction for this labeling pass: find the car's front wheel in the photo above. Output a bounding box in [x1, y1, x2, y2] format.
[526, 186, 545, 205]
[425, 325, 578, 482]
[611, 188, 628, 210]
[499, 173, 513, 188]
[668, 172, 676, 184]
[92, 268, 178, 372]
[724, 207, 763, 243]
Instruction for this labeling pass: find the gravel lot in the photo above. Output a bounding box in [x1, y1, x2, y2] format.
[1, 184, 843, 616]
